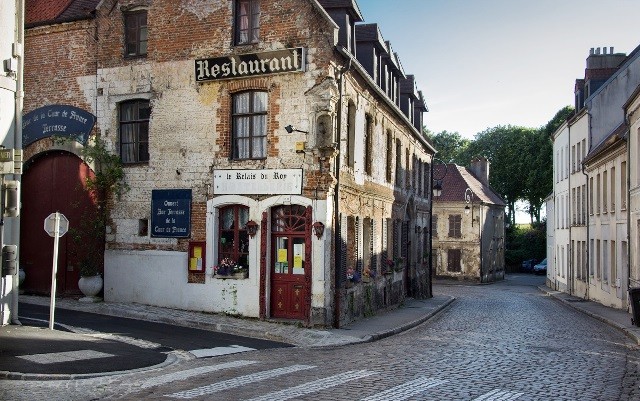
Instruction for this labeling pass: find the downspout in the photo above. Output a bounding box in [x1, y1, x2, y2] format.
[428, 160, 433, 297]
[11, 0, 25, 325]
[333, 56, 351, 328]
[581, 162, 590, 300]
[625, 115, 633, 301]
[568, 124, 572, 296]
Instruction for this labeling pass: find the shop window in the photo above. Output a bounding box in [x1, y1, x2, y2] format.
[235, 0, 260, 45]
[232, 91, 267, 159]
[385, 131, 393, 183]
[119, 99, 150, 163]
[218, 205, 250, 272]
[448, 214, 461, 238]
[124, 10, 147, 57]
[447, 249, 461, 272]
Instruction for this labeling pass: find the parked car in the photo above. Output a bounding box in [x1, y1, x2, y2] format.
[533, 258, 547, 275]
[521, 259, 536, 273]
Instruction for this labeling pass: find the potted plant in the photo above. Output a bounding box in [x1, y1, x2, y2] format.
[214, 258, 248, 279]
[78, 258, 103, 302]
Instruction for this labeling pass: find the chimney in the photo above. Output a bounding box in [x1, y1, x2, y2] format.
[469, 157, 490, 186]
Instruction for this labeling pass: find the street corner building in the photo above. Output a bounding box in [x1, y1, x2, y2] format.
[20, 0, 436, 327]
[431, 158, 507, 283]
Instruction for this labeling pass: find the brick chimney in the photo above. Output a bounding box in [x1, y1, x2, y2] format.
[469, 157, 490, 186]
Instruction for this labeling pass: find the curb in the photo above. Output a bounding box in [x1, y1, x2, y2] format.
[0, 352, 182, 381]
[359, 296, 456, 343]
[538, 285, 640, 345]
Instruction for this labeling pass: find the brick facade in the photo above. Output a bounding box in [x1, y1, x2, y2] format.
[23, 0, 434, 327]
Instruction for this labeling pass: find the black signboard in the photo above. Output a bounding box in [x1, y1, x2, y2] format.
[151, 189, 192, 238]
[22, 105, 96, 147]
[195, 47, 305, 82]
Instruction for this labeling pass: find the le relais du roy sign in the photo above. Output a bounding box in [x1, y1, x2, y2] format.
[195, 48, 305, 82]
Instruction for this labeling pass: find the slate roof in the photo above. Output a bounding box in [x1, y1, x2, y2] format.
[26, 0, 100, 27]
[433, 164, 505, 206]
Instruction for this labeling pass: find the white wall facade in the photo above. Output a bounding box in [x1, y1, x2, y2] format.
[553, 122, 570, 292]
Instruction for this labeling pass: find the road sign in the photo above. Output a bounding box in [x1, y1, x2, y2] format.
[44, 212, 69, 237]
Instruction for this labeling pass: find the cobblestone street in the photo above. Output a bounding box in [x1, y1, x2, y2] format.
[2, 275, 639, 400]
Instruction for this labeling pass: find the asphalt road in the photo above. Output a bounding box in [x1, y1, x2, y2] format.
[18, 303, 292, 352]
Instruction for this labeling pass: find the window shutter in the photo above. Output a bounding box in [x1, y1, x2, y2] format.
[340, 214, 347, 285]
[371, 219, 376, 272]
[355, 217, 362, 272]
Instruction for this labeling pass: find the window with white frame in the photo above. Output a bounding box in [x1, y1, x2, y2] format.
[232, 91, 267, 159]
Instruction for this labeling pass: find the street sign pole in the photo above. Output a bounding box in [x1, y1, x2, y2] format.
[49, 212, 60, 330]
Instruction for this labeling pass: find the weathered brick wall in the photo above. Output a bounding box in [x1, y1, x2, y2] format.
[24, 20, 97, 115]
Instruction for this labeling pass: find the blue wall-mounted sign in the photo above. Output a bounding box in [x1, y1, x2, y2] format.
[151, 189, 192, 238]
[22, 105, 96, 147]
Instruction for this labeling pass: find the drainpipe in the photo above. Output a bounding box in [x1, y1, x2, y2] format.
[11, 0, 25, 325]
[568, 124, 573, 296]
[333, 56, 351, 328]
[581, 162, 590, 300]
[428, 161, 433, 297]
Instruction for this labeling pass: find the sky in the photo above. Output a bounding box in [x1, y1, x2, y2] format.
[357, 0, 640, 139]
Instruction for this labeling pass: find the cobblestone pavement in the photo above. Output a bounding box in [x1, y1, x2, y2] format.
[2, 275, 639, 400]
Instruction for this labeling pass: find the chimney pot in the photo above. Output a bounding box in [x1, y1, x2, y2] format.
[603, 47, 607, 55]
[590, 48, 594, 55]
[596, 48, 601, 55]
[610, 46, 614, 54]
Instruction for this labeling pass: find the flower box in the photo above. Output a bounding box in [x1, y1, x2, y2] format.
[215, 271, 248, 279]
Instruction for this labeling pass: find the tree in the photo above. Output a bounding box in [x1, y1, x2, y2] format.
[464, 125, 534, 225]
[426, 130, 471, 164]
[522, 106, 574, 223]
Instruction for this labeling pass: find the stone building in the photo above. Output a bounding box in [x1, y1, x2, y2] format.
[550, 45, 640, 311]
[20, 0, 435, 327]
[431, 158, 506, 282]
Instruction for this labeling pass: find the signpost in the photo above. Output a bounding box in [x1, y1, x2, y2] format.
[44, 212, 69, 330]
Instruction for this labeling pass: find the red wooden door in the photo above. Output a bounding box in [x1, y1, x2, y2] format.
[20, 152, 98, 295]
[270, 205, 309, 320]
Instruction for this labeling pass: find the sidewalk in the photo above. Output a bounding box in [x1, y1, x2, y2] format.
[538, 285, 640, 345]
[0, 293, 454, 380]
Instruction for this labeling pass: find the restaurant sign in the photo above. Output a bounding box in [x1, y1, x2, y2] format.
[22, 105, 96, 147]
[151, 189, 192, 238]
[195, 47, 305, 82]
[213, 169, 302, 195]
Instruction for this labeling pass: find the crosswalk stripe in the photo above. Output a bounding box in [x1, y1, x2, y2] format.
[361, 377, 448, 401]
[190, 345, 256, 358]
[164, 364, 315, 399]
[140, 360, 258, 389]
[16, 350, 114, 364]
[472, 388, 524, 401]
[245, 370, 375, 401]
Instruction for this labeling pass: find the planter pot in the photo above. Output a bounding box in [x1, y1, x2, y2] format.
[215, 271, 249, 279]
[78, 275, 103, 302]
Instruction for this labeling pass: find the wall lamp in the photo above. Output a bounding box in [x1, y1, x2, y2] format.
[246, 220, 259, 238]
[464, 188, 476, 227]
[285, 125, 308, 134]
[312, 221, 325, 239]
[432, 158, 448, 197]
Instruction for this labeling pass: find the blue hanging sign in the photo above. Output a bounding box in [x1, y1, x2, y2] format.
[22, 105, 96, 147]
[151, 189, 192, 238]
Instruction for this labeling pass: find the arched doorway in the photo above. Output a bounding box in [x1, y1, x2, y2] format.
[269, 205, 311, 320]
[20, 151, 99, 295]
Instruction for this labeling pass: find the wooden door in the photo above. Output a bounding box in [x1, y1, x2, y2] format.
[270, 205, 309, 320]
[20, 152, 98, 295]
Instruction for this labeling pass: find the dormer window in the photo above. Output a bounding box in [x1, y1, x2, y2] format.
[235, 0, 260, 45]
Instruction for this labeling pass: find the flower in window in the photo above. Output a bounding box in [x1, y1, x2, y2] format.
[214, 258, 237, 276]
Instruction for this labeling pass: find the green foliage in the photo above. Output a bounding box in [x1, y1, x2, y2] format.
[425, 130, 471, 164]
[505, 222, 547, 269]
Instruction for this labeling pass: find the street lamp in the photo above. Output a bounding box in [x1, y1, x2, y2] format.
[464, 187, 476, 226]
[432, 158, 447, 197]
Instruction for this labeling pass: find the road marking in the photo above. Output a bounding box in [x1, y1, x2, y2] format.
[245, 370, 375, 401]
[473, 388, 524, 401]
[140, 360, 258, 389]
[16, 350, 114, 364]
[361, 377, 448, 401]
[164, 364, 315, 399]
[190, 345, 256, 358]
